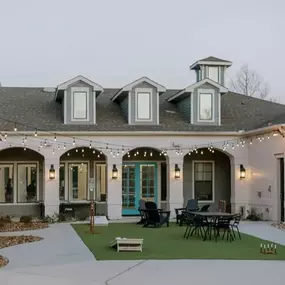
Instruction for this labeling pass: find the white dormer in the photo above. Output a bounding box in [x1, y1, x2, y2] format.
[55, 75, 103, 124]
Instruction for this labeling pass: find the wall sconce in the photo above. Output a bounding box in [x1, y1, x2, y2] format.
[174, 164, 180, 179]
[49, 164, 55, 179]
[240, 164, 246, 179]
[112, 164, 118, 179]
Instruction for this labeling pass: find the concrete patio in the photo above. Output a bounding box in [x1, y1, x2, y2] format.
[0, 222, 284, 284]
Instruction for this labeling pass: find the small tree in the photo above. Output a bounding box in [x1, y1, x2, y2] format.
[231, 64, 277, 102]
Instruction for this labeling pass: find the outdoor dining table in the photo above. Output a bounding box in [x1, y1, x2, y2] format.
[190, 211, 234, 241]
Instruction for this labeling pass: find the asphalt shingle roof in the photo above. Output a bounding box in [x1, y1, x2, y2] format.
[0, 87, 284, 132]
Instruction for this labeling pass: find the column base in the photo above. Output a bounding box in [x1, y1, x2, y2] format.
[44, 204, 59, 217]
[169, 202, 183, 219]
[107, 204, 122, 220]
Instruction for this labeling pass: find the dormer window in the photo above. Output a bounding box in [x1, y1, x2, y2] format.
[208, 66, 219, 82]
[54, 75, 103, 125]
[198, 91, 214, 122]
[111, 77, 166, 125]
[72, 87, 89, 120]
[135, 89, 153, 121]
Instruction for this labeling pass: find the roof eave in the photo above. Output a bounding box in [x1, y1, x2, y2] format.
[190, 61, 232, 70]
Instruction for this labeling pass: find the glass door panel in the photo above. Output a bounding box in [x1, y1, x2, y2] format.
[96, 164, 107, 201]
[17, 164, 37, 203]
[68, 163, 88, 201]
[140, 164, 156, 202]
[0, 165, 13, 203]
[122, 164, 136, 214]
[59, 164, 65, 200]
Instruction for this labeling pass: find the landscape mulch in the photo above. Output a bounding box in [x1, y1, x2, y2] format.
[272, 223, 285, 231]
[0, 221, 48, 232]
[0, 255, 8, 267]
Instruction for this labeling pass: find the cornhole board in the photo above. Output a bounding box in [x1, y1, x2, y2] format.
[110, 237, 143, 252]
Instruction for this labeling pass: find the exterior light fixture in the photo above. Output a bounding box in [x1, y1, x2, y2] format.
[49, 164, 56, 179]
[112, 164, 118, 179]
[273, 131, 279, 136]
[174, 164, 180, 179]
[240, 164, 246, 179]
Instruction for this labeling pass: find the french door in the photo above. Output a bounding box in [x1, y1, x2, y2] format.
[122, 162, 157, 215]
[0, 165, 13, 203]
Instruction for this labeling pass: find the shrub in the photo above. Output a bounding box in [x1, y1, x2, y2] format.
[0, 215, 11, 223]
[20, 215, 33, 224]
[246, 209, 263, 221]
[58, 213, 66, 222]
[0, 220, 5, 228]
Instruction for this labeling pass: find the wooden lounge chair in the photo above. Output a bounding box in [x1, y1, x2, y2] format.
[143, 201, 170, 228]
[175, 199, 199, 226]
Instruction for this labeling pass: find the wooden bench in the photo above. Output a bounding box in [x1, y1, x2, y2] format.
[110, 237, 143, 252]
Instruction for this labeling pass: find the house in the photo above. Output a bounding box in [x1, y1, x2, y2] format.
[0, 56, 285, 222]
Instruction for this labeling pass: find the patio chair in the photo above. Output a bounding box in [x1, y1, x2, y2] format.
[186, 214, 206, 239]
[143, 201, 170, 228]
[230, 214, 241, 239]
[175, 199, 199, 226]
[137, 199, 147, 225]
[183, 212, 195, 238]
[199, 204, 210, 212]
[214, 216, 234, 242]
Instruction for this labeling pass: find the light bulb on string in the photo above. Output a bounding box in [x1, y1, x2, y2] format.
[44, 140, 47, 147]
[232, 144, 235, 150]
[144, 151, 147, 157]
[63, 143, 66, 150]
[57, 145, 60, 150]
[72, 138, 75, 146]
[52, 149, 55, 155]
[67, 152, 70, 156]
[54, 135, 57, 142]
[117, 149, 120, 156]
[122, 146, 125, 154]
[24, 135, 27, 142]
[14, 124, 17, 132]
[150, 151, 153, 157]
[76, 149, 78, 152]
[93, 150, 95, 154]
[34, 129, 37, 137]
[40, 142, 43, 148]
[89, 141, 92, 149]
[82, 149, 84, 153]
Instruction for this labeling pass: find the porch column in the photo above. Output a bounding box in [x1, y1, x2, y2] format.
[107, 155, 123, 220]
[231, 158, 251, 217]
[167, 154, 184, 219]
[44, 156, 60, 217]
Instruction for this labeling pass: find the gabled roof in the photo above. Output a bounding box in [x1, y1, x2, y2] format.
[111, 76, 166, 101]
[0, 87, 285, 132]
[190, 56, 232, 70]
[167, 78, 228, 102]
[55, 75, 103, 100]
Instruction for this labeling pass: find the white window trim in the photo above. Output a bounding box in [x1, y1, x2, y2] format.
[67, 161, 90, 202]
[135, 88, 153, 122]
[0, 161, 40, 204]
[208, 66, 219, 82]
[192, 160, 215, 203]
[197, 88, 215, 123]
[71, 87, 90, 121]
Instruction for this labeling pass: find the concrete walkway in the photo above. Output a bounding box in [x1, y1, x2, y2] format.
[0, 222, 284, 284]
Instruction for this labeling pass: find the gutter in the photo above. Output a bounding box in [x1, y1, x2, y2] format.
[2, 125, 284, 137]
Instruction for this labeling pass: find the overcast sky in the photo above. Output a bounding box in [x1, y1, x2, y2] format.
[0, 0, 284, 100]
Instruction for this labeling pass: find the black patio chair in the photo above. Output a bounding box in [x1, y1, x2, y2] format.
[183, 212, 195, 238]
[199, 204, 210, 212]
[137, 199, 147, 225]
[187, 214, 206, 239]
[143, 201, 170, 228]
[214, 216, 234, 242]
[231, 214, 241, 239]
[175, 199, 199, 226]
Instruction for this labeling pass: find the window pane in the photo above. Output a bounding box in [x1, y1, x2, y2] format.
[96, 164, 106, 202]
[137, 92, 151, 120]
[73, 91, 87, 119]
[69, 163, 88, 200]
[0, 165, 13, 203]
[199, 93, 212, 120]
[208, 66, 219, 82]
[17, 164, 37, 203]
[194, 162, 213, 201]
[59, 165, 65, 200]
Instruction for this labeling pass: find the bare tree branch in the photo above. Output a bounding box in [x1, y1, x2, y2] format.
[230, 64, 276, 101]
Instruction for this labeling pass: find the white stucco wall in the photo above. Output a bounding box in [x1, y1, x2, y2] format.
[0, 133, 253, 219]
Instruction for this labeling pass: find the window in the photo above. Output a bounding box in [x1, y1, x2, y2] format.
[69, 163, 88, 201]
[59, 164, 65, 200]
[17, 164, 37, 203]
[199, 93, 213, 121]
[136, 92, 152, 120]
[73, 91, 88, 119]
[96, 164, 107, 201]
[208, 66, 219, 82]
[193, 161, 214, 201]
[0, 164, 14, 203]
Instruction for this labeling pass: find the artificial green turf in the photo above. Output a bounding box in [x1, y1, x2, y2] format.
[72, 223, 285, 260]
